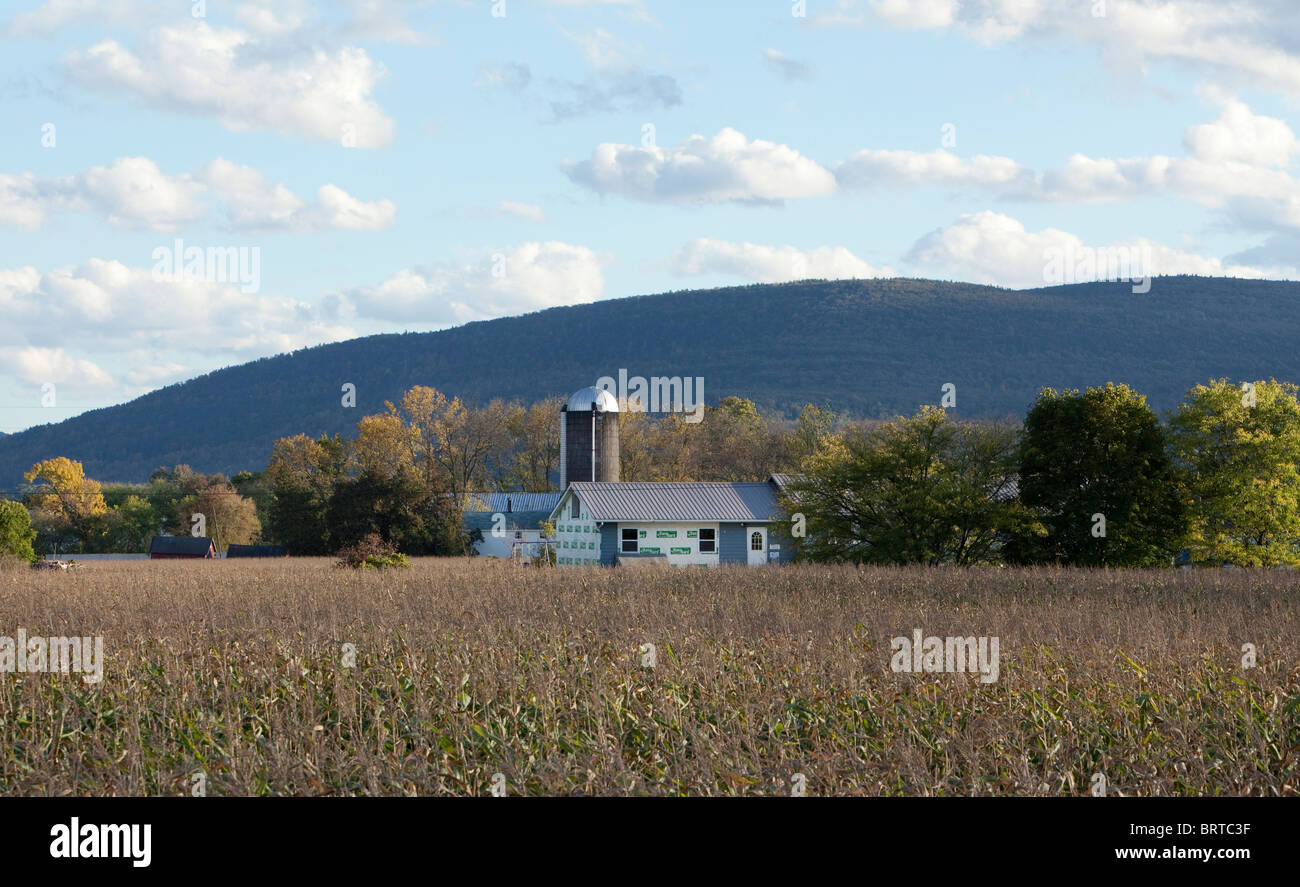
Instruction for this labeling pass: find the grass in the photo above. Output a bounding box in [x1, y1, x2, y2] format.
[1, 559, 1297, 796]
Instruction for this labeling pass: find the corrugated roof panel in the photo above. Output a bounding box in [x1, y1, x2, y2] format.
[464, 510, 553, 533]
[148, 535, 214, 555]
[567, 482, 783, 522]
[463, 492, 564, 513]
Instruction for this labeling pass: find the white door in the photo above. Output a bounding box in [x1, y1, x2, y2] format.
[747, 527, 767, 566]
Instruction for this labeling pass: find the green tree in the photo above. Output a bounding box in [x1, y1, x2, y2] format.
[1012, 383, 1186, 566]
[0, 499, 37, 563]
[787, 406, 1034, 564]
[264, 434, 345, 555]
[326, 468, 465, 555]
[1168, 378, 1300, 566]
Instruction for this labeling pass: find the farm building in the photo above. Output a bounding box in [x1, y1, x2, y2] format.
[464, 386, 797, 567]
[463, 492, 562, 560]
[548, 479, 794, 567]
[148, 536, 216, 559]
[226, 544, 287, 558]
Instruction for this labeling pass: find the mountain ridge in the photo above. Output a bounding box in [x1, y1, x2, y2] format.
[2, 275, 1296, 485]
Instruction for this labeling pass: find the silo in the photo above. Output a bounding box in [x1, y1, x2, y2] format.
[560, 387, 620, 487]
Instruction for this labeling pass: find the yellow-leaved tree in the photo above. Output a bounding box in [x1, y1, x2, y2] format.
[23, 457, 109, 552]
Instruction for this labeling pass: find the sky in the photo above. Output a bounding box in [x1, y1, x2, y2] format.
[2, 0, 1300, 432]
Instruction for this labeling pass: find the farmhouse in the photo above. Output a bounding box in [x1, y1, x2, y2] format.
[463, 492, 563, 560]
[148, 536, 216, 559]
[548, 479, 794, 567]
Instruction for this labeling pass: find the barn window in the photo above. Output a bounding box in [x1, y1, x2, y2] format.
[698, 528, 716, 553]
[621, 528, 638, 553]
[751, 531, 763, 551]
[571, 497, 581, 519]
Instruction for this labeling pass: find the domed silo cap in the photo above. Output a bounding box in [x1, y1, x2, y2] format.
[567, 386, 620, 412]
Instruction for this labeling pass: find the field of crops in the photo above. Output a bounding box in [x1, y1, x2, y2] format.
[1, 559, 1297, 796]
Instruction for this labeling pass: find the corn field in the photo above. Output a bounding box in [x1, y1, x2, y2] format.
[1, 559, 1297, 796]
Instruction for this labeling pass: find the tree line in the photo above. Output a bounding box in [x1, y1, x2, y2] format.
[2, 378, 1297, 567]
[786, 379, 1300, 567]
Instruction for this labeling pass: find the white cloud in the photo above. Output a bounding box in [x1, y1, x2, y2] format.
[562, 27, 633, 68]
[1183, 98, 1299, 167]
[2, 0, 165, 38]
[234, 0, 312, 37]
[905, 211, 1296, 288]
[0, 257, 359, 402]
[343, 242, 609, 326]
[341, 0, 437, 46]
[837, 147, 1033, 192]
[671, 238, 892, 283]
[0, 259, 355, 360]
[0, 346, 115, 389]
[75, 157, 207, 231]
[838, 100, 1300, 233]
[565, 127, 837, 205]
[197, 159, 396, 231]
[760, 49, 815, 81]
[61, 21, 395, 147]
[868, 0, 956, 29]
[0, 157, 394, 232]
[499, 201, 546, 223]
[0, 174, 54, 229]
[818, 0, 1300, 99]
[123, 359, 190, 389]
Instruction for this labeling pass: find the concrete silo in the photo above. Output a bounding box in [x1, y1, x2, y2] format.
[559, 386, 620, 488]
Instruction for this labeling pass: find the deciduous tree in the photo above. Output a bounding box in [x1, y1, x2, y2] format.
[1169, 378, 1300, 566]
[1012, 383, 1185, 566]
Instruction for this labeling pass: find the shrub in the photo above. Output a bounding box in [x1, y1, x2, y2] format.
[335, 533, 409, 570]
[0, 499, 38, 564]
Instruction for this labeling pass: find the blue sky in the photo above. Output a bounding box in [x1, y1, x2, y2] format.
[3, 0, 1300, 431]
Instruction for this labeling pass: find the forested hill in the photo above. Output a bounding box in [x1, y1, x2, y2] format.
[2, 275, 1297, 484]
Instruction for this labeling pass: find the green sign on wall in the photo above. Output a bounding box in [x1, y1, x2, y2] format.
[656, 530, 677, 538]
[640, 546, 661, 554]
[670, 547, 690, 555]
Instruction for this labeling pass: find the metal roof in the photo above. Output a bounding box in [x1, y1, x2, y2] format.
[463, 492, 563, 513]
[566, 386, 620, 412]
[767, 473, 804, 494]
[560, 481, 784, 523]
[464, 510, 553, 534]
[148, 535, 215, 555]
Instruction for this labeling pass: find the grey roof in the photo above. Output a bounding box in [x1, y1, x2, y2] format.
[149, 535, 215, 555]
[464, 510, 553, 534]
[566, 386, 619, 412]
[463, 492, 563, 514]
[560, 481, 784, 523]
[767, 473, 805, 494]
